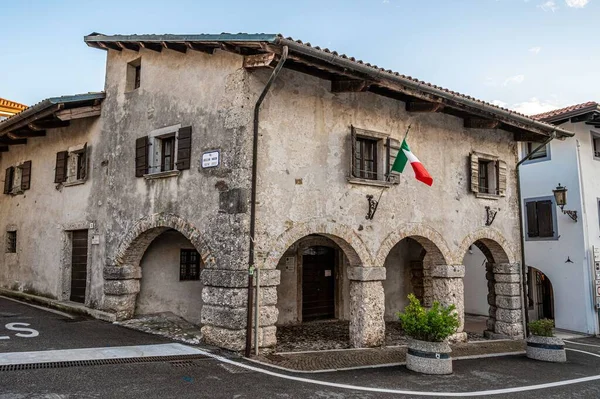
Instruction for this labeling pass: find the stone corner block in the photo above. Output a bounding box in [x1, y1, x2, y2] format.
[495, 295, 522, 310]
[496, 308, 523, 324]
[104, 265, 142, 281]
[493, 263, 520, 275]
[104, 280, 140, 296]
[495, 283, 521, 296]
[202, 269, 280, 288]
[430, 265, 465, 278]
[347, 267, 386, 281]
[495, 321, 524, 338]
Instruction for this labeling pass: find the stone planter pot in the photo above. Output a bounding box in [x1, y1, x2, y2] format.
[406, 338, 452, 375]
[526, 335, 566, 363]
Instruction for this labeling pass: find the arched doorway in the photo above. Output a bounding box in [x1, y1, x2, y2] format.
[528, 267, 555, 321]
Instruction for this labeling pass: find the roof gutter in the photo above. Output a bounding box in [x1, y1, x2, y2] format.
[276, 38, 573, 139]
[0, 99, 55, 136]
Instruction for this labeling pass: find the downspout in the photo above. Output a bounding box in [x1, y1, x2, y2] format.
[245, 45, 289, 358]
[516, 131, 557, 338]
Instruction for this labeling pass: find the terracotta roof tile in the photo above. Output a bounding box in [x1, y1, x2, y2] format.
[532, 101, 599, 121]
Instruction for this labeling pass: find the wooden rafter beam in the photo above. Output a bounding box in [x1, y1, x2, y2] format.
[139, 42, 162, 52]
[29, 119, 70, 130]
[464, 118, 500, 129]
[186, 43, 216, 54]
[0, 137, 26, 145]
[243, 53, 279, 69]
[163, 42, 187, 53]
[331, 79, 371, 93]
[9, 130, 46, 138]
[56, 105, 101, 121]
[103, 42, 122, 51]
[118, 41, 141, 51]
[0, 145, 8, 153]
[406, 100, 444, 113]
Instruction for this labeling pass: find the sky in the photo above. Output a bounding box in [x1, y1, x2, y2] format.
[0, 0, 597, 115]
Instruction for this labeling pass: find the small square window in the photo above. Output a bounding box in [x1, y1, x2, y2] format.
[523, 142, 549, 161]
[478, 159, 498, 195]
[126, 58, 142, 92]
[354, 137, 379, 180]
[525, 197, 558, 240]
[180, 249, 201, 281]
[470, 152, 506, 198]
[6, 231, 16, 253]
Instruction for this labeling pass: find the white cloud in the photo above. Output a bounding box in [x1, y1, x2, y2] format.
[565, 0, 589, 7]
[509, 98, 563, 115]
[503, 74, 525, 86]
[538, 1, 559, 11]
[529, 46, 542, 54]
[491, 100, 509, 108]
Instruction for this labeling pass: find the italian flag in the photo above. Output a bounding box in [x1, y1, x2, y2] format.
[391, 139, 433, 186]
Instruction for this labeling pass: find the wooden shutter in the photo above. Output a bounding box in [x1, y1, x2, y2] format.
[351, 126, 357, 177]
[386, 137, 401, 183]
[526, 201, 539, 237]
[470, 153, 479, 193]
[79, 143, 88, 180]
[176, 126, 192, 171]
[537, 200, 554, 238]
[135, 136, 149, 177]
[497, 160, 507, 196]
[4, 167, 14, 194]
[20, 161, 31, 191]
[54, 151, 68, 183]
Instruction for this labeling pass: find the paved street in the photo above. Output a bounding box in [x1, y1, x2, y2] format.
[1, 296, 600, 398]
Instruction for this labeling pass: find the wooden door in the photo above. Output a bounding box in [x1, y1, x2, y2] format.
[302, 246, 336, 321]
[70, 230, 88, 303]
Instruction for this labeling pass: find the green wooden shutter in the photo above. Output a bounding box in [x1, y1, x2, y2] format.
[54, 151, 68, 183]
[4, 167, 14, 194]
[135, 136, 149, 177]
[526, 201, 539, 237]
[176, 126, 192, 171]
[537, 200, 554, 238]
[20, 161, 32, 191]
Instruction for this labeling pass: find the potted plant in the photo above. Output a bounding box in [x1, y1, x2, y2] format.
[397, 294, 460, 375]
[526, 319, 566, 363]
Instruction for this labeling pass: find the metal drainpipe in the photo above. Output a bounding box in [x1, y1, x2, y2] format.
[516, 131, 557, 338]
[245, 45, 289, 358]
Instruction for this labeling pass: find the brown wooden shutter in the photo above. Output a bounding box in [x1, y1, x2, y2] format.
[526, 201, 539, 237]
[20, 161, 31, 191]
[386, 137, 401, 183]
[351, 126, 357, 177]
[55, 151, 68, 183]
[4, 167, 14, 194]
[79, 143, 88, 180]
[470, 153, 479, 193]
[135, 136, 149, 177]
[537, 200, 554, 238]
[497, 160, 507, 196]
[176, 126, 192, 171]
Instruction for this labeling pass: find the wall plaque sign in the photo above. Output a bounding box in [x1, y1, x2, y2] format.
[202, 151, 220, 168]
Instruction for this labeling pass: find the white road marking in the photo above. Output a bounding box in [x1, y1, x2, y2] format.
[188, 347, 600, 397]
[0, 343, 203, 365]
[564, 340, 600, 348]
[5, 323, 39, 338]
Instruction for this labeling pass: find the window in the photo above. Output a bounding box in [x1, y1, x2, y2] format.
[180, 249, 201, 281]
[135, 125, 192, 177]
[525, 197, 558, 240]
[6, 231, 16, 253]
[126, 58, 142, 92]
[350, 126, 401, 184]
[55, 144, 88, 185]
[592, 132, 600, 160]
[522, 142, 550, 162]
[3, 161, 31, 195]
[470, 152, 506, 198]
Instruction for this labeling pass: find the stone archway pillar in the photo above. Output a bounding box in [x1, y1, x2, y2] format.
[102, 264, 142, 319]
[348, 266, 386, 348]
[431, 265, 467, 342]
[490, 263, 523, 339]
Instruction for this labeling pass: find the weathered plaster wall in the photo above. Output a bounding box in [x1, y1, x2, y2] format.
[382, 239, 421, 320]
[463, 245, 489, 316]
[0, 118, 101, 304]
[136, 230, 203, 324]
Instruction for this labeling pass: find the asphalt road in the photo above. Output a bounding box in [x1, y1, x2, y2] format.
[1, 296, 600, 398]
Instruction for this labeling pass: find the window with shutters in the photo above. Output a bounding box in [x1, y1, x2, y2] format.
[591, 132, 600, 161]
[349, 126, 400, 186]
[180, 249, 201, 281]
[136, 124, 192, 178]
[3, 161, 32, 195]
[55, 144, 88, 186]
[524, 197, 558, 240]
[470, 152, 506, 199]
[521, 142, 550, 163]
[5, 230, 16, 253]
[126, 58, 142, 92]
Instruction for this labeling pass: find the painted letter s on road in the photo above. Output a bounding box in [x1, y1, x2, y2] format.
[5, 323, 40, 338]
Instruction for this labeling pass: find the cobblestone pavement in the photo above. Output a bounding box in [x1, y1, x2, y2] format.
[258, 339, 526, 371]
[116, 312, 203, 345]
[276, 320, 485, 353]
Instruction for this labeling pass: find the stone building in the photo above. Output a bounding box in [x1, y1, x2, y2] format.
[0, 33, 572, 352]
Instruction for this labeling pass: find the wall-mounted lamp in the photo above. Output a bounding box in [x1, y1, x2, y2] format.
[552, 183, 578, 222]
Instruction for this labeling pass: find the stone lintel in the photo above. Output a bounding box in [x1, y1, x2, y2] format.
[104, 265, 142, 280]
[430, 265, 465, 278]
[493, 263, 520, 275]
[202, 269, 280, 288]
[347, 267, 386, 281]
[104, 280, 140, 295]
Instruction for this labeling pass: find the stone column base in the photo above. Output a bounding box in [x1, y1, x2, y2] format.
[202, 325, 277, 352]
[348, 270, 385, 348]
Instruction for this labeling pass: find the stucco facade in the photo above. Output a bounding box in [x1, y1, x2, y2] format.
[1, 33, 568, 352]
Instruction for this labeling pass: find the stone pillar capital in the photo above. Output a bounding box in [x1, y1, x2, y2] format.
[347, 266, 386, 281]
[430, 264, 465, 278]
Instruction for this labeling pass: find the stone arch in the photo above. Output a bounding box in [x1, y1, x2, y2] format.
[455, 228, 514, 265]
[374, 224, 452, 267]
[263, 220, 372, 270]
[103, 213, 214, 320]
[113, 213, 215, 268]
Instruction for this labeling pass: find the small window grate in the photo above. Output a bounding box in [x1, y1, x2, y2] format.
[180, 249, 201, 281]
[6, 231, 16, 253]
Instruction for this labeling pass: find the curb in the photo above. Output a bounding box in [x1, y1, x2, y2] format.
[0, 288, 116, 322]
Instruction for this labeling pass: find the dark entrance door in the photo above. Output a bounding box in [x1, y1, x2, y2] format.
[535, 269, 554, 320]
[70, 230, 89, 303]
[302, 246, 336, 321]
